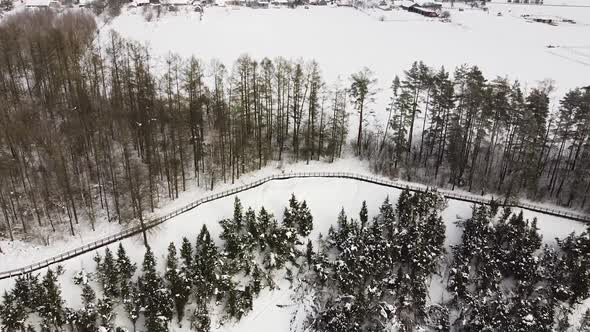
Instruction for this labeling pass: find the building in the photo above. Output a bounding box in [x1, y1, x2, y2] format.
[400, 1, 439, 17]
[165, 0, 191, 6]
[413, 0, 441, 10]
[509, 0, 543, 4]
[26, 0, 61, 8]
[270, 0, 290, 5]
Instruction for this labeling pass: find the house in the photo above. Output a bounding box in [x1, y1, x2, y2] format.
[164, 0, 193, 9]
[166, 0, 190, 6]
[525, 15, 557, 25]
[247, 0, 269, 8]
[415, 0, 441, 10]
[532, 16, 556, 25]
[76, 0, 94, 8]
[401, 1, 439, 17]
[271, 0, 290, 6]
[26, 0, 62, 8]
[509, 0, 543, 4]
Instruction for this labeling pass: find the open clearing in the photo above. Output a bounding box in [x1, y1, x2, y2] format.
[2, 2, 590, 330]
[107, 4, 590, 123]
[1, 176, 587, 330]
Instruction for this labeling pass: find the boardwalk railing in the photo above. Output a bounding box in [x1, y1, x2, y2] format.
[1, 171, 588, 280]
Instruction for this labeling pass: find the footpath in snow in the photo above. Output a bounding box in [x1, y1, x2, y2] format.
[1, 158, 588, 278]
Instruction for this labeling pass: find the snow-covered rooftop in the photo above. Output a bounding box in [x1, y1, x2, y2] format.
[413, 0, 440, 6]
[26, 0, 51, 7]
[165, 0, 191, 5]
[399, 0, 415, 7]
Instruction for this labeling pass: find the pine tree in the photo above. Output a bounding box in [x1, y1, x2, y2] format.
[390, 78, 412, 168]
[306, 240, 314, 266]
[116, 243, 136, 299]
[123, 282, 142, 331]
[256, 207, 273, 250]
[141, 246, 174, 332]
[227, 287, 238, 319]
[349, 67, 376, 156]
[190, 303, 210, 332]
[195, 225, 218, 299]
[251, 265, 263, 295]
[64, 307, 80, 332]
[11, 274, 41, 311]
[180, 237, 194, 271]
[242, 286, 253, 314]
[233, 197, 243, 230]
[377, 196, 395, 241]
[97, 297, 116, 329]
[243, 207, 257, 249]
[297, 200, 313, 237]
[166, 242, 191, 324]
[282, 194, 299, 229]
[38, 269, 66, 331]
[0, 291, 27, 331]
[97, 247, 120, 298]
[78, 284, 98, 331]
[221, 200, 244, 259]
[359, 200, 368, 230]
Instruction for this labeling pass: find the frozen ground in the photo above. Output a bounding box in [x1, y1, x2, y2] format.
[1, 156, 586, 272]
[1, 163, 588, 330]
[1, 178, 588, 329]
[106, 4, 590, 124]
[2, 2, 590, 330]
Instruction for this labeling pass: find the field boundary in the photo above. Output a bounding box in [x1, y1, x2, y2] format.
[1, 171, 588, 280]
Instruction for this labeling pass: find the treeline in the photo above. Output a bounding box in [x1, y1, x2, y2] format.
[1, 10, 589, 246]
[0, 10, 348, 243]
[300, 190, 448, 331]
[447, 205, 590, 331]
[368, 61, 590, 208]
[299, 196, 590, 331]
[0, 195, 314, 332]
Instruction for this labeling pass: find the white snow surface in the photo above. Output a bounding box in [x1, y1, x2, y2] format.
[105, 4, 590, 124]
[1, 157, 586, 273]
[1, 158, 588, 331]
[2, 3, 590, 329]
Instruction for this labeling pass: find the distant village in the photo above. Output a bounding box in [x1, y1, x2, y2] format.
[19, 0, 551, 19]
[20, 0, 455, 17]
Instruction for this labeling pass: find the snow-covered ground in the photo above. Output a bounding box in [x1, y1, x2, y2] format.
[1, 158, 588, 330]
[2, 2, 590, 330]
[1, 156, 586, 273]
[105, 4, 590, 124]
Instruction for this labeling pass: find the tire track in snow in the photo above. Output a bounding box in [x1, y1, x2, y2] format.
[546, 49, 590, 66]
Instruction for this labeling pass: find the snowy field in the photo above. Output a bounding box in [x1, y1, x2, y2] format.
[106, 3, 590, 123]
[1, 172, 588, 330]
[2, 2, 590, 330]
[1, 157, 586, 272]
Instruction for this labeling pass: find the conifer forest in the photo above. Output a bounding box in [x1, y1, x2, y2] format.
[2, 194, 590, 331]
